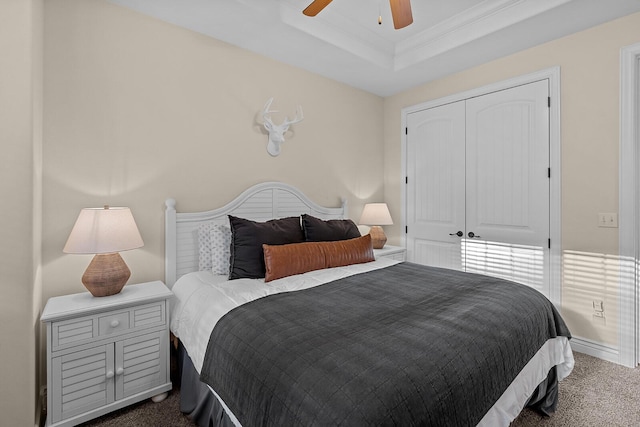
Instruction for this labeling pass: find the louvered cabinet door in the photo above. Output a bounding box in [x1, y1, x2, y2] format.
[116, 330, 168, 399]
[50, 344, 115, 424]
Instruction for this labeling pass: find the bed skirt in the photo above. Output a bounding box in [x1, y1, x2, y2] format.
[177, 342, 559, 427]
[178, 342, 236, 427]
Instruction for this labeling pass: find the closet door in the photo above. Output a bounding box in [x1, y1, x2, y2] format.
[464, 80, 550, 295]
[406, 101, 466, 270]
[405, 80, 550, 296]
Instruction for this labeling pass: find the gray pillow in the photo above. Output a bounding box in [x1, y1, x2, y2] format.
[302, 214, 361, 242]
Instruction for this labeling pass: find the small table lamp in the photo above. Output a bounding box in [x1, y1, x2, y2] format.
[63, 206, 144, 297]
[359, 203, 393, 249]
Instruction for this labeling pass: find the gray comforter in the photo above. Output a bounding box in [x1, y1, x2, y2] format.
[200, 262, 571, 426]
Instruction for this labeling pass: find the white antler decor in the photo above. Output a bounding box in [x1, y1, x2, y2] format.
[262, 98, 304, 157]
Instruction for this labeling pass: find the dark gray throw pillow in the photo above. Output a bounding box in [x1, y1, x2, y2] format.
[228, 215, 304, 280]
[302, 214, 361, 242]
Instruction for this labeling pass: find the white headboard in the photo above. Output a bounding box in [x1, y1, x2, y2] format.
[165, 182, 348, 288]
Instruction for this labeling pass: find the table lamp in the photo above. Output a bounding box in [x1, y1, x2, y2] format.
[359, 203, 393, 249]
[63, 206, 144, 297]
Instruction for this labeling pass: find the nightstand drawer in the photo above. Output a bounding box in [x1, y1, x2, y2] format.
[98, 311, 131, 337]
[51, 301, 166, 351]
[373, 245, 406, 261]
[384, 251, 406, 261]
[132, 302, 165, 328]
[53, 318, 94, 348]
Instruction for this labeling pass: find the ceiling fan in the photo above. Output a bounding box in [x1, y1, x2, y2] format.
[303, 0, 413, 30]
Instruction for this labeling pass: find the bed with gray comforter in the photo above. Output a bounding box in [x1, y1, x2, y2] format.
[197, 262, 570, 426]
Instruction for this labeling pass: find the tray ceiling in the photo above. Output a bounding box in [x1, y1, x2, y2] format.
[107, 0, 640, 96]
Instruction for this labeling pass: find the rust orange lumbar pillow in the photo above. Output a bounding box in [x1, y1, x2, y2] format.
[262, 234, 375, 282]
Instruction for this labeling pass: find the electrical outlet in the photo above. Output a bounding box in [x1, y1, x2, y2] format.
[592, 312, 607, 325]
[592, 299, 604, 312]
[598, 213, 618, 228]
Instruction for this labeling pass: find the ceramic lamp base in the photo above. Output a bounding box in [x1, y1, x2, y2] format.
[369, 226, 387, 249]
[82, 253, 130, 297]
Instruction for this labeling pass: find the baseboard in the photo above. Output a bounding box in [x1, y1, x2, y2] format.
[570, 336, 620, 364]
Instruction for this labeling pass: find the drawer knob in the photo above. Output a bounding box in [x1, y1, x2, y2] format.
[110, 320, 120, 328]
[106, 370, 114, 379]
[116, 367, 124, 376]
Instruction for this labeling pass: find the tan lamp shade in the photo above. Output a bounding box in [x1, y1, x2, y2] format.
[359, 203, 393, 249]
[64, 206, 144, 297]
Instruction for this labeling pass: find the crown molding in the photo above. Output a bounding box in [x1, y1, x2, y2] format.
[394, 0, 571, 70]
[280, 0, 572, 71]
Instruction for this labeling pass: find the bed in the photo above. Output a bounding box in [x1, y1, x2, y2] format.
[165, 181, 574, 426]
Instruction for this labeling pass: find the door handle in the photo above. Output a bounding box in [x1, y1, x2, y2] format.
[449, 231, 463, 237]
[468, 232, 481, 239]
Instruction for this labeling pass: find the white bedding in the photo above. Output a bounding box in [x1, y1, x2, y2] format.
[170, 260, 574, 426]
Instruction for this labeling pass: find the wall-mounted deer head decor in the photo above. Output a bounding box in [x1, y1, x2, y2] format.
[262, 98, 304, 157]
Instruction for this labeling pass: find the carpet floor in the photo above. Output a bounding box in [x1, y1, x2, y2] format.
[79, 351, 639, 426]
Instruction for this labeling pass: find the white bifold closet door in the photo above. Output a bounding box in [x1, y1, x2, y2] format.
[406, 80, 550, 297]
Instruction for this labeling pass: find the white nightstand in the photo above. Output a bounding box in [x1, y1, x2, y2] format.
[373, 245, 406, 261]
[41, 281, 173, 427]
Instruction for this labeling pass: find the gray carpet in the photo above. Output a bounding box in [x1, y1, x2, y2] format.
[512, 351, 640, 426]
[81, 351, 639, 426]
[79, 382, 192, 427]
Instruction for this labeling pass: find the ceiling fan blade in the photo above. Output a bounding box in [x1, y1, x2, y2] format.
[303, 0, 333, 17]
[389, 0, 413, 29]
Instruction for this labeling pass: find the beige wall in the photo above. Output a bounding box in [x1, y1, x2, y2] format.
[0, 0, 43, 425]
[6, 0, 639, 419]
[42, 0, 383, 315]
[384, 12, 640, 346]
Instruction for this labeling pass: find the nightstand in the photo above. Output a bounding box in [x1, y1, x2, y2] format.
[41, 281, 173, 427]
[373, 245, 406, 261]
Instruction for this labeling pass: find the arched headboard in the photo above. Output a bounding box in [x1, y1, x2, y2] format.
[165, 182, 348, 287]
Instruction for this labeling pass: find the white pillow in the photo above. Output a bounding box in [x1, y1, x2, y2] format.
[210, 224, 232, 275]
[197, 221, 231, 272]
[197, 223, 215, 271]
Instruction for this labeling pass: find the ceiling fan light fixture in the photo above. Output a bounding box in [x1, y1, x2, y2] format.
[303, 0, 333, 17]
[303, 0, 413, 29]
[389, 0, 413, 29]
